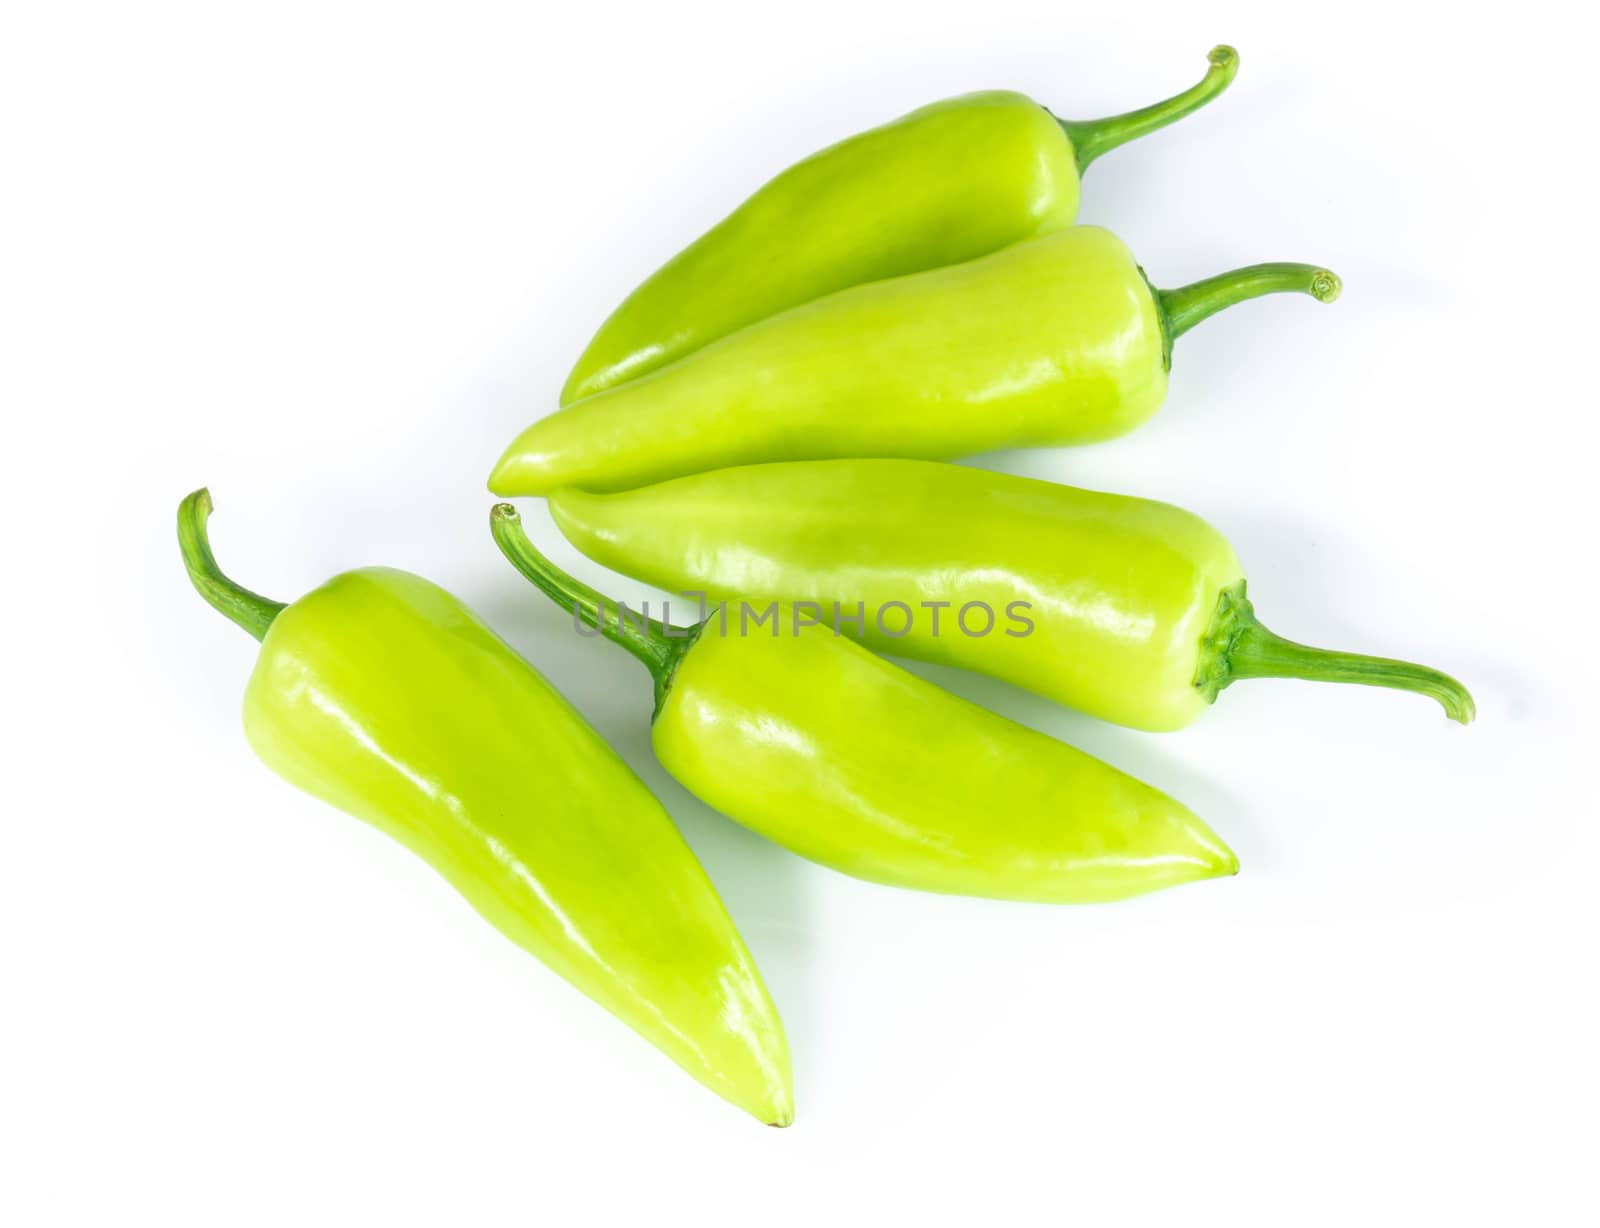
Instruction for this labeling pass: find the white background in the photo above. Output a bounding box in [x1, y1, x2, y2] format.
[4, 2, 1596, 1223]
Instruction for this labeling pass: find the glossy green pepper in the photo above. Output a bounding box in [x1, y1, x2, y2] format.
[178, 489, 793, 1126]
[546, 460, 1475, 732]
[561, 46, 1239, 404]
[490, 504, 1237, 902]
[492, 226, 1339, 495]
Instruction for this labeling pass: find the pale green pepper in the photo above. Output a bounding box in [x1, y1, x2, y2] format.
[546, 460, 1475, 732]
[492, 226, 1338, 496]
[178, 489, 793, 1125]
[563, 46, 1239, 403]
[491, 504, 1238, 902]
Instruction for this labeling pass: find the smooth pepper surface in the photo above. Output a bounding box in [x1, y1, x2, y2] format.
[493, 226, 1339, 496]
[548, 460, 1475, 732]
[561, 46, 1239, 405]
[179, 490, 793, 1126]
[492, 504, 1237, 903]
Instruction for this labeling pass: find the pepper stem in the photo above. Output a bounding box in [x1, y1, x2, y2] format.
[177, 488, 286, 641]
[490, 503, 696, 712]
[1194, 582, 1475, 724]
[1157, 262, 1341, 346]
[1059, 45, 1239, 173]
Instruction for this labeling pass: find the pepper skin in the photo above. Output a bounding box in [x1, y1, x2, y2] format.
[546, 460, 1475, 733]
[560, 46, 1239, 405]
[491, 226, 1339, 496]
[491, 504, 1237, 903]
[178, 490, 793, 1126]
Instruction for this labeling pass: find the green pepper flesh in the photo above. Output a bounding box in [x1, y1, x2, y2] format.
[493, 227, 1337, 496]
[547, 460, 1474, 731]
[180, 490, 794, 1126]
[561, 47, 1239, 405]
[492, 504, 1238, 903]
[657, 623, 1238, 901]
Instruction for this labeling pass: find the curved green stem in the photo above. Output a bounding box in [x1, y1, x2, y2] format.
[1157, 262, 1341, 347]
[1194, 582, 1475, 724]
[490, 503, 696, 712]
[177, 488, 286, 641]
[1059, 45, 1239, 174]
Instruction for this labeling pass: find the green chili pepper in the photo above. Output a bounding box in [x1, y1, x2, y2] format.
[544, 460, 1475, 733]
[178, 489, 793, 1126]
[490, 504, 1238, 903]
[491, 226, 1339, 496]
[561, 46, 1239, 405]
